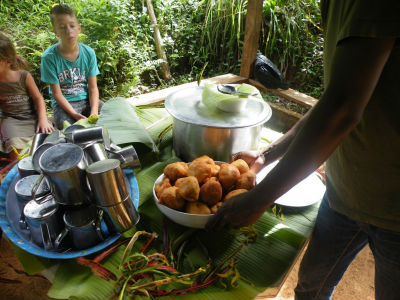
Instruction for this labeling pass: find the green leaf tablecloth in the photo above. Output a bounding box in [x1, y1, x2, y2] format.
[9, 103, 322, 300]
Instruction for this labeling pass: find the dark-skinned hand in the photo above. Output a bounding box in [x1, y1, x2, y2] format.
[230, 150, 265, 173]
[205, 187, 268, 230]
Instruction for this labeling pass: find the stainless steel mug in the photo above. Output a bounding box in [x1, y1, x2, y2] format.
[83, 142, 108, 163]
[37, 143, 90, 206]
[15, 174, 50, 229]
[43, 130, 66, 144]
[29, 133, 48, 156]
[100, 195, 139, 233]
[17, 156, 37, 178]
[66, 126, 111, 149]
[86, 159, 139, 233]
[63, 124, 85, 135]
[23, 194, 63, 250]
[86, 159, 129, 207]
[31, 142, 57, 173]
[109, 145, 141, 169]
[55, 205, 106, 250]
[15, 174, 50, 209]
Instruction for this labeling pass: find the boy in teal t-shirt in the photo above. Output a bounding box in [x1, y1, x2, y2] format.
[41, 4, 101, 129]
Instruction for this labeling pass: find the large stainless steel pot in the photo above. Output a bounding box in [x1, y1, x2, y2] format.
[165, 86, 272, 162]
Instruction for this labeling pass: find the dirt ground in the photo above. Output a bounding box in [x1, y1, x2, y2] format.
[0, 234, 374, 300]
[263, 244, 375, 300]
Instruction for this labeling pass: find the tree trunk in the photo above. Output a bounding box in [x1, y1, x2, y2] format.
[240, 0, 263, 78]
[146, 0, 171, 81]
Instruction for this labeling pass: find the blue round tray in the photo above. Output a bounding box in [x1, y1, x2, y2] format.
[0, 165, 139, 259]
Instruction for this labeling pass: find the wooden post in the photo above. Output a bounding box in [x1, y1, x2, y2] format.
[239, 0, 263, 78]
[146, 0, 171, 80]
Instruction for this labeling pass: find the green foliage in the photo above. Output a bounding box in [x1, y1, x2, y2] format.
[0, 0, 55, 92]
[260, 0, 323, 97]
[1, 0, 324, 101]
[193, 0, 246, 76]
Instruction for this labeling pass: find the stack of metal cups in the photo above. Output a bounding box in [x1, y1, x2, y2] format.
[86, 159, 140, 234]
[14, 126, 141, 251]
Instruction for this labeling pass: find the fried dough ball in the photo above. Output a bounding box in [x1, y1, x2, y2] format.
[175, 176, 200, 202]
[188, 161, 212, 184]
[159, 186, 185, 210]
[155, 177, 172, 198]
[231, 159, 250, 174]
[210, 201, 223, 214]
[192, 155, 214, 165]
[210, 163, 220, 177]
[223, 189, 248, 202]
[203, 176, 217, 183]
[218, 163, 240, 190]
[163, 162, 188, 182]
[200, 177, 223, 205]
[186, 201, 211, 215]
[236, 170, 256, 190]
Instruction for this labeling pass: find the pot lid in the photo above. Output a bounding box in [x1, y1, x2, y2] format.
[165, 86, 272, 128]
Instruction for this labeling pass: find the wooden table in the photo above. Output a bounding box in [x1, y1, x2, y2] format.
[0, 77, 323, 299]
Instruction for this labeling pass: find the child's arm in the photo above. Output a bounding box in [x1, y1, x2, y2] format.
[25, 73, 54, 133]
[50, 84, 86, 121]
[88, 76, 99, 116]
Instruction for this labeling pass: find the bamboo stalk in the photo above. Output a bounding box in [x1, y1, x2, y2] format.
[145, 0, 171, 81]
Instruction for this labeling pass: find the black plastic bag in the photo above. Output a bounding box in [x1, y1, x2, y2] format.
[253, 54, 289, 90]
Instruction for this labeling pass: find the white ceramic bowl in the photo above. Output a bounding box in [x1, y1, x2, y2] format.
[153, 173, 213, 229]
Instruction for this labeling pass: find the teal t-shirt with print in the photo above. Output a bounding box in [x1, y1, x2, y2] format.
[41, 43, 100, 107]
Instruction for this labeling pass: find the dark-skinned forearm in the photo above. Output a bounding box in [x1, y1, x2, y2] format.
[254, 96, 359, 208]
[262, 106, 314, 163]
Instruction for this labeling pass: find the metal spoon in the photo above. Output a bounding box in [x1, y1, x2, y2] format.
[217, 84, 257, 97]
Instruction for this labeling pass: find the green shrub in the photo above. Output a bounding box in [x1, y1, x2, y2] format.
[1, 0, 323, 100]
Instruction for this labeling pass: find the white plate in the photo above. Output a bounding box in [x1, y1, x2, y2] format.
[256, 161, 326, 207]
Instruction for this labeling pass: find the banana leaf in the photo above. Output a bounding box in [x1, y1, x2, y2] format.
[133, 106, 173, 151]
[97, 97, 157, 152]
[48, 143, 319, 300]
[12, 104, 320, 300]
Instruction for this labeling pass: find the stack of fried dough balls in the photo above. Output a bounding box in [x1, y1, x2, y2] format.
[155, 155, 256, 215]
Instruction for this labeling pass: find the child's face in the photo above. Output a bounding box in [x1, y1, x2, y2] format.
[53, 14, 81, 45]
[0, 59, 11, 74]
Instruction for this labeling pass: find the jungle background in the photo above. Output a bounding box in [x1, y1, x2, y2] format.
[0, 0, 323, 106]
[0, 2, 377, 300]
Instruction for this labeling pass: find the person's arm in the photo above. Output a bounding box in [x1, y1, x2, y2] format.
[25, 73, 54, 133]
[50, 83, 86, 121]
[87, 76, 99, 116]
[207, 36, 396, 229]
[230, 106, 314, 172]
